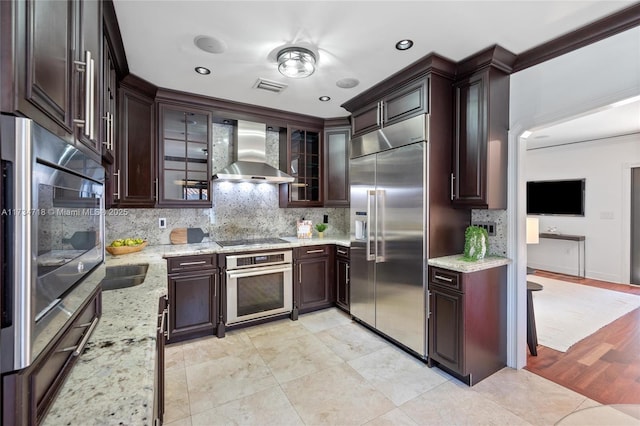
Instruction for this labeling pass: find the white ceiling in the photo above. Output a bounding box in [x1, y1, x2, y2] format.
[113, 1, 636, 119]
[525, 97, 640, 149]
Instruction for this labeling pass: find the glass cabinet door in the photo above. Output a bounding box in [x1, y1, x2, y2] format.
[159, 105, 211, 206]
[284, 126, 322, 206]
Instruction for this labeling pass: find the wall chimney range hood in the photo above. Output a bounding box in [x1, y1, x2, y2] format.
[212, 120, 294, 183]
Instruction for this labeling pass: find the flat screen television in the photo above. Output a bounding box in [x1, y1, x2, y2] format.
[527, 179, 585, 216]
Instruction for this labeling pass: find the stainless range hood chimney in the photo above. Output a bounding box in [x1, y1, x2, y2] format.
[212, 120, 294, 183]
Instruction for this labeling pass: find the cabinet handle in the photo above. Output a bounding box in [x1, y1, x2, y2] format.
[434, 274, 454, 283]
[306, 249, 324, 254]
[346, 264, 350, 284]
[71, 316, 99, 357]
[155, 178, 159, 201]
[159, 308, 167, 335]
[113, 169, 121, 199]
[88, 56, 95, 141]
[166, 304, 171, 341]
[73, 50, 93, 138]
[214, 271, 217, 298]
[450, 173, 455, 201]
[337, 249, 347, 255]
[299, 264, 302, 284]
[103, 112, 113, 150]
[379, 101, 384, 126]
[179, 260, 207, 266]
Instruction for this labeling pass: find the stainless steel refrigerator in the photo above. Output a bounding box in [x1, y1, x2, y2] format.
[350, 114, 429, 358]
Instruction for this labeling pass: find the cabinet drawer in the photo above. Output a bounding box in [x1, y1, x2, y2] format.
[335, 246, 350, 258]
[33, 291, 100, 423]
[295, 245, 331, 259]
[167, 254, 217, 274]
[429, 267, 461, 292]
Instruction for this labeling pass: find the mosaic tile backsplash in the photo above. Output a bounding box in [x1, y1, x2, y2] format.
[471, 209, 507, 256]
[105, 184, 348, 245]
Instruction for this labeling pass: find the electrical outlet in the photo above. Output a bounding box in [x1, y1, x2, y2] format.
[323, 214, 329, 224]
[159, 218, 166, 229]
[471, 221, 497, 236]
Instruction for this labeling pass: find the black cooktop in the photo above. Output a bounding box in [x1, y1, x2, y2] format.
[215, 238, 290, 248]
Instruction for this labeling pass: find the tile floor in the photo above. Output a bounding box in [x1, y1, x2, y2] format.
[164, 308, 633, 426]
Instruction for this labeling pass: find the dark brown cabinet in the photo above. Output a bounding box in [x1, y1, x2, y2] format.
[280, 126, 323, 207]
[335, 246, 350, 312]
[2, 288, 101, 426]
[451, 51, 512, 209]
[323, 127, 350, 207]
[157, 103, 211, 207]
[116, 77, 156, 207]
[154, 295, 167, 425]
[428, 265, 507, 385]
[351, 78, 428, 138]
[2, 0, 102, 156]
[167, 254, 218, 343]
[294, 245, 334, 314]
[101, 36, 117, 162]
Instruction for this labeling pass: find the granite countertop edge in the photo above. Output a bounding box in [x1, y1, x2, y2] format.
[43, 236, 351, 425]
[427, 254, 511, 273]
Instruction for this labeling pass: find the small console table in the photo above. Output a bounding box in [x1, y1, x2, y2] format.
[538, 233, 586, 278]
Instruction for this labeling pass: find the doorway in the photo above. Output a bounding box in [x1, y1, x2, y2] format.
[631, 167, 640, 285]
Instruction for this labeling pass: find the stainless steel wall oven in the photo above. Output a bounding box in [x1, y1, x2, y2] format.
[1, 116, 105, 373]
[225, 250, 293, 325]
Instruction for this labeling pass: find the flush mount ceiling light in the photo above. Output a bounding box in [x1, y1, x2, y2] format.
[395, 39, 414, 50]
[277, 47, 316, 78]
[194, 66, 211, 75]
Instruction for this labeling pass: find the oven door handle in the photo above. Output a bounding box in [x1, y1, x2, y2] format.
[226, 264, 292, 279]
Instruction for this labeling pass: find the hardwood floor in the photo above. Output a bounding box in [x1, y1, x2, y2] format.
[525, 270, 640, 405]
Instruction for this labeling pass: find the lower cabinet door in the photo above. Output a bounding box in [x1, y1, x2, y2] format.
[335, 256, 350, 312]
[297, 257, 333, 313]
[429, 286, 463, 374]
[168, 272, 217, 342]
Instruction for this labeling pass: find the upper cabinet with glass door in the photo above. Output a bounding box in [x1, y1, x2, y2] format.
[158, 104, 212, 207]
[280, 126, 323, 207]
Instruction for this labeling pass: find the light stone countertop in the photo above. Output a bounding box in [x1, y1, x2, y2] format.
[428, 254, 511, 273]
[43, 236, 350, 426]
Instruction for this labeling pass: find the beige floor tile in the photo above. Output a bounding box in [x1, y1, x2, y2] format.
[316, 322, 389, 361]
[471, 368, 589, 426]
[186, 351, 278, 415]
[400, 380, 534, 425]
[364, 408, 419, 426]
[281, 363, 395, 425]
[165, 344, 185, 371]
[165, 417, 192, 426]
[348, 346, 450, 406]
[555, 404, 640, 425]
[190, 386, 304, 426]
[257, 333, 345, 383]
[182, 332, 253, 367]
[244, 317, 312, 349]
[297, 307, 353, 333]
[165, 367, 191, 424]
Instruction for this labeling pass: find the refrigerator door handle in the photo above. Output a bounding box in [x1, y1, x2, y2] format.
[366, 189, 376, 261]
[375, 189, 386, 263]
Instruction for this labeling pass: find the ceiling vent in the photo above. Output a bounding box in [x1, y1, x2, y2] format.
[253, 78, 288, 94]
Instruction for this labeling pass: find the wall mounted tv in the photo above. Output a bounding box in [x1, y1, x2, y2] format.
[526, 179, 585, 216]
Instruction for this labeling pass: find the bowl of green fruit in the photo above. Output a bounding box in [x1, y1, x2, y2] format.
[106, 238, 147, 256]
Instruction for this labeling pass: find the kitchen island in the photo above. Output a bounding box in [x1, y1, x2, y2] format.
[42, 237, 349, 425]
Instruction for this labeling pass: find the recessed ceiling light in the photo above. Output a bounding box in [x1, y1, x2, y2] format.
[195, 66, 211, 75]
[319, 96, 331, 102]
[336, 78, 359, 89]
[395, 39, 414, 50]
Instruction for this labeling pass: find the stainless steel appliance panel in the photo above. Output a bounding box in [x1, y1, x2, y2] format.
[349, 154, 377, 326]
[1, 116, 104, 373]
[374, 143, 427, 355]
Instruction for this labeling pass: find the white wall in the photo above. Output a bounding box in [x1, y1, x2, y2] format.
[507, 26, 640, 368]
[526, 133, 640, 283]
